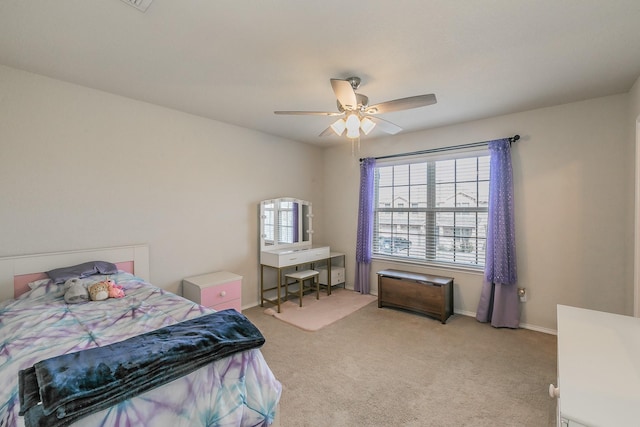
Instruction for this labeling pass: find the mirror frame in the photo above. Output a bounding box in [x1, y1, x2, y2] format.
[260, 198, 313, 251]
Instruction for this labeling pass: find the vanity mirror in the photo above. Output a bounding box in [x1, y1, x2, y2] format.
[259, 198, 312, 251]
[259, 198, 345, 313]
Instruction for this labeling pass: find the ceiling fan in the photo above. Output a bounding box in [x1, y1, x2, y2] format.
[274, 77, 437, 139]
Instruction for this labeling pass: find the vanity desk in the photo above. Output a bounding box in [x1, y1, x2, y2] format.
[260, 248, 346, 312]
[258, 198, 346, 312]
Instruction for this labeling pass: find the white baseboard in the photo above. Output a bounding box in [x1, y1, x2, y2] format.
[454, 309, 476, 318]
[454, 309, 557, 335]
[518, 322, 557, 335]
[246, 298, 558, 335]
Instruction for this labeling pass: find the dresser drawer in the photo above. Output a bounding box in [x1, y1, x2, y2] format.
[318, 267, 345, 285]
[261, 246, 330, 267]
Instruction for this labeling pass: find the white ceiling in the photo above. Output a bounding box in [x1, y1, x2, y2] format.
[1, 0, 639, 145]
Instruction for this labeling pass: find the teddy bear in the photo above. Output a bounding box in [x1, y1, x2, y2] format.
[88, 281, 110, 301]
[64, 278, 89, 304]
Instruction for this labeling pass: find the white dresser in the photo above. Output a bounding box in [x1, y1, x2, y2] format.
[553, 305, 640, 426]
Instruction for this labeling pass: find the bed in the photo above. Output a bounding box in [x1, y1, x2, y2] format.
[0, 245, 282, 427]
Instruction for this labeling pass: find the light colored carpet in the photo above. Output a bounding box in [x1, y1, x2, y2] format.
[244, 299, 558, 427]
[263, 288, 377, 331]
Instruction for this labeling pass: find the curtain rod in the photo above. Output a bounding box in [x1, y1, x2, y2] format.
[359, 134, 520, 162]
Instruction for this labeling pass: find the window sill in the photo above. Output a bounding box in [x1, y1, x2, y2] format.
[371, 254, 485, 276]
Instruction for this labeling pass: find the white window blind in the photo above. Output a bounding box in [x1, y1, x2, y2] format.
[278, 200, 295, 244]
[373, 151, 490, 269]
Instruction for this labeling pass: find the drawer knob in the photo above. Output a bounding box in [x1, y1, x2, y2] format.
[220, 291, 226, 297]
[548, 384, 559, 399]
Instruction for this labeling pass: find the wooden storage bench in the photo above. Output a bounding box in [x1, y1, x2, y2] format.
[377, 269, 454, 324]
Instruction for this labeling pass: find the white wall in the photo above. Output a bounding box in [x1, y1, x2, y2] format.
[2, 63, 636, 331]
[631, 75, 640, 316]
[324, 93, 633, 332]
[0, 65, 325, 306]
[631, 76, 640, 118]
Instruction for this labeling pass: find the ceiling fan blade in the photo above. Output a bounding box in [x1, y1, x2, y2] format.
[368, 116, 403, 135]
[274, 110, 343, 116]
[366, 94, 437, 114]
[330, 79, 358, 111]
[319, 126, 335, 137]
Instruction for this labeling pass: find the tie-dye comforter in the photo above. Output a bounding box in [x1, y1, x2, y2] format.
[0, 272, 282, 427]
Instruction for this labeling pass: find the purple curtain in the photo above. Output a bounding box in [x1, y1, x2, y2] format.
[354, 158, 376, 294]
[293, 202, 299, 243]
[476, 139, 519, 328]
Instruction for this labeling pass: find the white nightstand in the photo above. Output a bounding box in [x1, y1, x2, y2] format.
[182, 271, 242, 312]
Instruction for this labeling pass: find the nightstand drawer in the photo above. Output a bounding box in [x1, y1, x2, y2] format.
[211, 298, 241, 312]
[201, 280, 241, 307]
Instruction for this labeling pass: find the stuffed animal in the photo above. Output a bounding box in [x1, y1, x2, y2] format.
[107, 281, 125, 298]
[88, 281, 109, 301]
[64, 278, 89, 304]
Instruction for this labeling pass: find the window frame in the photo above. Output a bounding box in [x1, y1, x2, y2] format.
[372, 149, 490, 271]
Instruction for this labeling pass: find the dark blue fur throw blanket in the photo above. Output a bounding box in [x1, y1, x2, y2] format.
[19, 309, 265, 427]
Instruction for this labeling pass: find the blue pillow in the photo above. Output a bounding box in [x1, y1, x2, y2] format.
[46, 261, 118, 284]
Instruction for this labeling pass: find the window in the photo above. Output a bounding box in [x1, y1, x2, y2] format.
[278, 200, 295, 244]
[263, 201, 275, 245]
[373, 152, 490, 269]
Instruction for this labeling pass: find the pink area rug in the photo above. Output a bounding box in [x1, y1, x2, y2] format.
[263, 288, 377, 331]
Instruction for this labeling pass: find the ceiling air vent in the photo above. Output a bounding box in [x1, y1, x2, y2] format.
[120, 0, 153, 12]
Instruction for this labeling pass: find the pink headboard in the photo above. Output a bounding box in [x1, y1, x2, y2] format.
[13, 261, 135, 298]
[0, 245, 149, 302]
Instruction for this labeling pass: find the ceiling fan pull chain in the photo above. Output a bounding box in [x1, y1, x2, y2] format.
[351, 137, 361, 156]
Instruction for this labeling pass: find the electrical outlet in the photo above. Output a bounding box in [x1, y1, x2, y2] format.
[518, 288, 527, 302]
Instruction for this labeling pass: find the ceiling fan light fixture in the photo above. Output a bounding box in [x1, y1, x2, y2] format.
[330, 118, 346, 136]
[346, 128, 360, 139]
[346, 129, 360, 139]
[345, 113, 360, 129]
[345, 113, 361, 139]
[360, 117, 376, 135]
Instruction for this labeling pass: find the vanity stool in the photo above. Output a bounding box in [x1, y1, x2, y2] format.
[285, 270, 320, 307]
